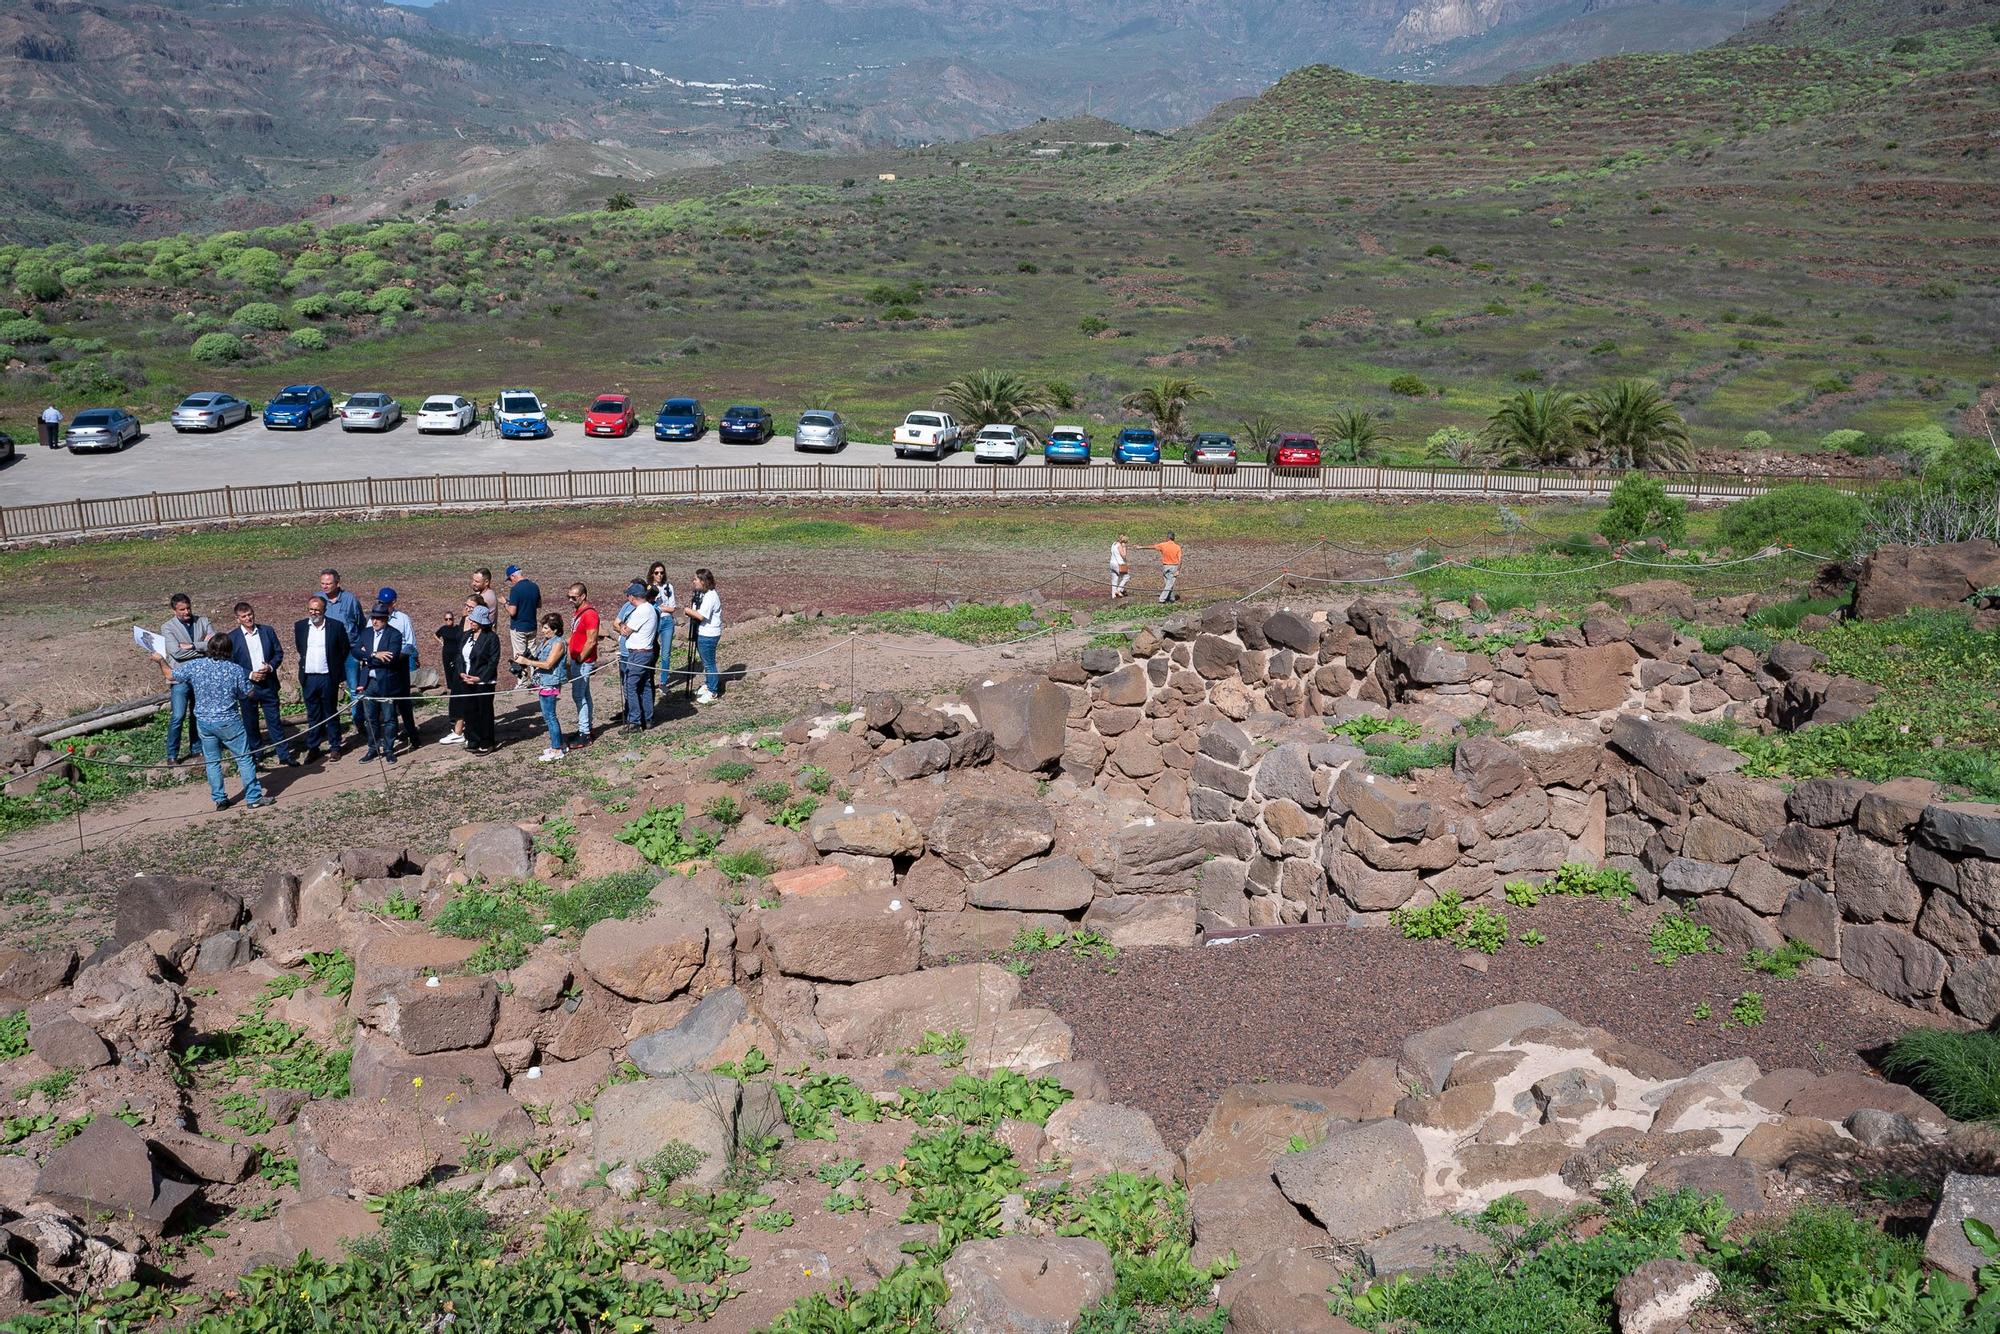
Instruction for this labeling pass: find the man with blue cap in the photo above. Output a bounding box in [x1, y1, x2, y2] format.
[377, 586, 422, 749]
[351, 600, 406, 762]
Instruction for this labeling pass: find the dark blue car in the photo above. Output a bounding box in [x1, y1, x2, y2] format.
[263, 384, 333, 430]
[654, 397, 707, 441]
[718, 404, 774, 444]
[1112, 427, 1160, 464]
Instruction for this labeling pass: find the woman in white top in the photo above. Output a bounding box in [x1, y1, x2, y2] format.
[648, 561, 678, 695]
[1109, 534, 1130, 599]
[687, 567, 724, 704]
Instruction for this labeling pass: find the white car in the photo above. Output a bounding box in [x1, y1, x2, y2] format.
[339, 392, 403, 432]
[416, 394, 477, 434]
[494, 389, 552, 440]
[893, 410, 962, 460]
[972, 424, 1032, 464]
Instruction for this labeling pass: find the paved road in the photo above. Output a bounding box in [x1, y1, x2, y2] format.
[0, 420, 1016, 506]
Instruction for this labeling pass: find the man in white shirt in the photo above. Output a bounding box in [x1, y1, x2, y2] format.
[229, 601, 295, 765]
[293, 595, 349, 761]
[687, 567, 724, 705]
[38, 405, 62, 449]
[614, 581, 659, 731]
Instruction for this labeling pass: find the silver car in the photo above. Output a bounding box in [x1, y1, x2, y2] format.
[793, 409, 847, 453]
[171, 391, 253, 433]
[65, 408, 141, 453]
[339, 392, 403, 432]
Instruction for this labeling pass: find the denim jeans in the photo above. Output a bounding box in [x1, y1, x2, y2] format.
[197, 713, 263, 805]
[241, 691, 293, 763]
[361, 696, 397, 758]
[537, 692, 565, 750]
[570, 659, 594, 737]
[166, 679, 196, 761]
[620, 648, 656, 728]
[657, 622, 677, 694]
[697, 634, 720, 696]
[343, 654, 365, 729]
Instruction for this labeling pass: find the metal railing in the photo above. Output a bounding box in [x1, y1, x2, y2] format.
[0, 461, 1863, 545]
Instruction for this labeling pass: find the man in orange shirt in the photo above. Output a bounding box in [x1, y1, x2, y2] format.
[1144, 532, 1182, 603]
[566, 582, 602, 744]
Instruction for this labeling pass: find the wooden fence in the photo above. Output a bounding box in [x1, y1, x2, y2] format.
[0, 461, 1860, 545]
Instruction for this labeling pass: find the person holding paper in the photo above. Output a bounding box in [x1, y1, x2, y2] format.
[159, 594, 212, 765]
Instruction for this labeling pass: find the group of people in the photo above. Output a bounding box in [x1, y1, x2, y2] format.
[1108, 532, 1183, 602]
[151, 561, 726, 811]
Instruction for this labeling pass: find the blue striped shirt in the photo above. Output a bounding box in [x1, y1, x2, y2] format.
[171, 658, 254, 725]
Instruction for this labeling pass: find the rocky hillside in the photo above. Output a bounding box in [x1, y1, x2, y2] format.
[1730, 0, 2000, 45]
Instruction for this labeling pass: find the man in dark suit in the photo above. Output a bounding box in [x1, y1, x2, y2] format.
[351, 602, 406, 763]
[294, 594, 350, 762]
[228, 601, 296, 766]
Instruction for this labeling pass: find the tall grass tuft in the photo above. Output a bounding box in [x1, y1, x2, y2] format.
[1881, 1027, 2000, 1122]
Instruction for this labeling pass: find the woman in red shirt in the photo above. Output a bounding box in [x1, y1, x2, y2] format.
[565, 582, 601, 744]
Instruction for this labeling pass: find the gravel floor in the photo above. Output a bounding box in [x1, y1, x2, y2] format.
[1021, 897, 1939, 1150]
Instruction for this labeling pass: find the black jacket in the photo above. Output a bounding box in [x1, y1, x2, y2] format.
[293, 617, 352, 679]
[437, 624, 500, 689]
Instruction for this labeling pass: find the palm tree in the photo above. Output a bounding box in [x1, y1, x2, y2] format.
[1319, 408, 1385, 463]
[1485, 389, 1586, 468]
[1583, 379, 1693, 470]
[935, 370, 1057, 431]
[1120, 377, 1211, 442]
[1236, 411, 1279, 458]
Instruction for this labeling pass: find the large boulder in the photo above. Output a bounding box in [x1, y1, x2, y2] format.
[930, 798, 1056, 880]
[761, 892, 920, 982]
[1082, 894, 1198, 948]
[66, 941, 188, 1056]
[1111, 820, 1207, 894]
[1186, 1082, 1362, 1187]
[969, 856, 1096, 912]
[1452, 736, 1528, 807]
[941, 1237, 1115, 1334]
[112, 874, 242, 946]
[1524, 643, 1639, 713]
[1191, 1173, 1327, 1271]
[1607, 580, 1697, 620]
[1401, 1002, 1569, 1093]
[1273, 1119, 1426, 1243]
[626, 987, 749, 1076]
[1853, 540, 2000, 620]
[460, 823, 533, 881]
[815, 963, 1020, 1057]
[33, 1118, 197, 1238]
[578, 886, 728, 1003]
[1841, 925, 1946, 1003]
[1608, 716, 1744, 791]
[1044, 1100, 1180, 1183]
[965, 675, 1068, 772]
[1926, 1172, 2000, 1281]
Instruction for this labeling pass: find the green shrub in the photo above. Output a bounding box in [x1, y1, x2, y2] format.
[190, 332, 250, 363]
[0, 317, 48, 344]
[1714, 483, 1867, 558]
[1388, 373, 1428, 397]
[231, 301, 285, 330]
[1719, 1203, 1952, 1334]
[285, 327, 327, 352]
[1648, 910, 1712, 966]
[1881, 1027, 2000, 1122]
[1742, 430, 1773, 449]
[1599, 473, 1687, 546]
[365, 286, 418, 314]
[290, 293, 335, 319]
[13, 263, 64, 302]
[1882, 424, 1954, 471]
[617, 803, 719, 866]
[1819, 428, 1869, 454]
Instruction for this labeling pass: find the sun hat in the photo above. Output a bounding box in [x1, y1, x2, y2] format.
[469, 606, 492, 626]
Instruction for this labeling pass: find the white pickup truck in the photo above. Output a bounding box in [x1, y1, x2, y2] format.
[893, 410, 963, 461]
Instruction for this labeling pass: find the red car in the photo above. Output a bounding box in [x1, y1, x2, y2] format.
[1272, 433, 1321, 469]
[583, 394, 638, 437]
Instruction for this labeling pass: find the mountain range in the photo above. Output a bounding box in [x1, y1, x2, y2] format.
[0, 0, 1984, 243]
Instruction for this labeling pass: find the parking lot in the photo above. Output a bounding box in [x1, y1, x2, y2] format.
[0, 417, 1036, 507]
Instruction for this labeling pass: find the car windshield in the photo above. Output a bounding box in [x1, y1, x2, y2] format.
[350, 394, 388, 407]
[72, 411, 113, 426]
[979, 427, 1012, 438]
[273, 393, 309, 405]
[422, 399, 457, 412]
[906, 414, 943, 427]
[1126, 431, 1156, 442]
[799, 413, 836, 427]
[1051, 430, 1084, 440]
[591, 399, 625, 413]
[500, 396, 540, 414]
[179, 395, 217, 408]
[725, 406, 758, 418]
[661, 400, 696, 414]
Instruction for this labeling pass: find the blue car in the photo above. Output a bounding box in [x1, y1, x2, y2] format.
[262, 384, 333, 430]
[493, 389, 552, 440]
[718, 404, 774, 444]
[1044, 426, 1093, 464]
[654, 397, 707, 441]
[1112, 427, 1160, 465]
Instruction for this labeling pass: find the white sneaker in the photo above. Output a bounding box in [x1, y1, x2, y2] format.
[440, 732, 465, 746]
[537, 749, 564, 763]
[695, 690, 717, 705]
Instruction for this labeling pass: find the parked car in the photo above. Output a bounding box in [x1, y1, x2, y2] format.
[65, 407, 141, 453]
[494, 389, 552, 440]
[584, 394, 638, 438]
[339, 392, 403, 433]
[1112, 427, 1161, 465]
[415, 394, 477, 434]
[1188, 432, 1238, 470]
[893, 411, 962, 460]
[654, 397, 706, 441]
[718, 404, 774, 444]
[793, 409, 848, 453]
[1043, 426, 1093, 464]
[0, 429, 14, 464]
[1273, 433, 1322, 469]
[973, 423, 1032, 464]
[262, 384, 334, 430]
[171, 391, 253, 433]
